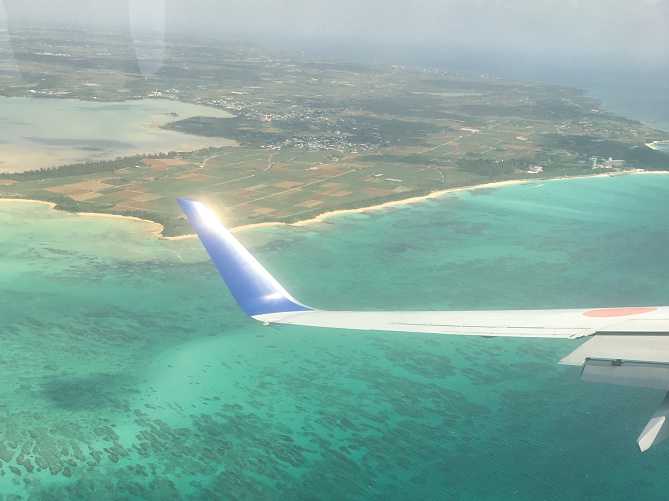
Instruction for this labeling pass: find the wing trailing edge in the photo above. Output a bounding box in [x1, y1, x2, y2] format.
[179, 198, 669, 451]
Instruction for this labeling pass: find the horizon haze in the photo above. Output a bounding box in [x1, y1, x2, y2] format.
[1, 0, 667, 84]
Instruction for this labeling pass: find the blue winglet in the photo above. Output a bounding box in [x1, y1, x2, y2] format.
[178, 198, 313, 317]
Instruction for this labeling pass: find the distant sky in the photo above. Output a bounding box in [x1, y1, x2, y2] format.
[1, 0, 667, 81]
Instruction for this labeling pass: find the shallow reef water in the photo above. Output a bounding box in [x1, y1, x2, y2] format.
[1, 174, 669, 500]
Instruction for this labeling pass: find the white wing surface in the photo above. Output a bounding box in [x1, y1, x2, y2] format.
[254, 308, 669, 341]
[178, 198, 669, 451]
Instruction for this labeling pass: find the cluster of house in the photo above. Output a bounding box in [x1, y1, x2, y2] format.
[592, 157, 626, 169]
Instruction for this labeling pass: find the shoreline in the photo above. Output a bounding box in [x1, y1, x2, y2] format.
[0, 198, 166, 239]
[233, 169, 664, 232]
[1, 170, 666, 239]
[646, 140, 669, 151]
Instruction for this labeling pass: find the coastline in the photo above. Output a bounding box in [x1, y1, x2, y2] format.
[292, 178, 528, 226]
[1, 170, 666, 239]
[235, 170, 664, 232]
[0, 198, 166, 239]
[646, 140, 669, 151]
[75, 211, 166, 238]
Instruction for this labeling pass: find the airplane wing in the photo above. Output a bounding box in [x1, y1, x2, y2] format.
[178, 197, 669, 451]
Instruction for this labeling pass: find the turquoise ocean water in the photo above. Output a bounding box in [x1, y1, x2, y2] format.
[2, 173, 669, 500]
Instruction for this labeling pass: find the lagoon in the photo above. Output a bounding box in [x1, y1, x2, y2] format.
[0, 97, 236, 173]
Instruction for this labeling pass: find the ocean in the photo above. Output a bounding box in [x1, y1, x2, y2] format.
[583, 79, 669, 154]
[582, 81, 669, 135]
[2, 171, 669, 500]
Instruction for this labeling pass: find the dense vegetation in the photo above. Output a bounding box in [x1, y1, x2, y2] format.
[0, 153, 177, 181]
[537, 135, 669, 170]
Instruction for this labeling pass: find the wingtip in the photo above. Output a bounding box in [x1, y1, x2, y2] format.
[177, 197, 198, 208]
[177, 197, 313, 317]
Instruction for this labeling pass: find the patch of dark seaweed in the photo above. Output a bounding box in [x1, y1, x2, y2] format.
[42, 373, 133, 410]
[382, 242, 424, 254]
[250, 237, 305, 254]
[374, 344, 457, 379]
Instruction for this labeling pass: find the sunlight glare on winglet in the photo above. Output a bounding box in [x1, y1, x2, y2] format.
[177, 198, 313, 316]
[191, 200, 224, 229]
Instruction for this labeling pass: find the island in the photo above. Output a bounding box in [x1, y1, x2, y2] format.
[1, 26, 668, 236]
